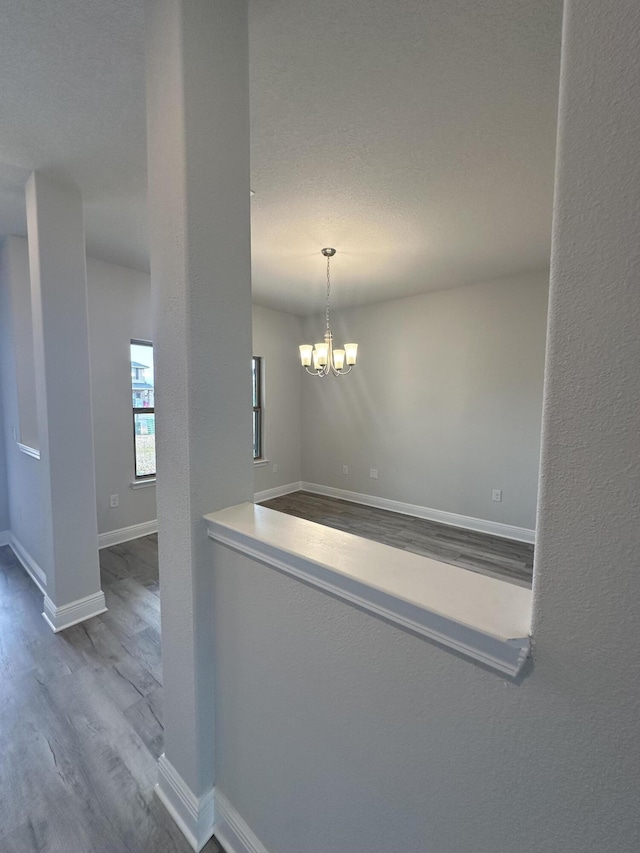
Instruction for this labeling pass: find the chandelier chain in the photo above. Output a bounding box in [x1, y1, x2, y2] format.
[325, 254, 331, 333]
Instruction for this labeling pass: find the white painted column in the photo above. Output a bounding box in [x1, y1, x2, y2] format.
[144, 0, 252, 848]
[534, 0, 640, 647]
[25, 172, 105, 631]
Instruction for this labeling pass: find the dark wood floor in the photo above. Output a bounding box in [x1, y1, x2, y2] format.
[0, 536, 223, 853]
[260, 491, 534, 587]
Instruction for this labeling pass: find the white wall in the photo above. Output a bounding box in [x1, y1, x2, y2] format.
[0, 241, 303, 548]
[0, 246, 9, 534]
[0, 345, 10, 534]
[0, 238, 158, 549]
[89, 290, 302, 527]
[10, 232, 38, 451]
[0, 237, 46, 567]
[208, 2, 640, 850]
[301, 271, 548, 530]
[252, 304, 302, 494]
[86, 257, 157, 535]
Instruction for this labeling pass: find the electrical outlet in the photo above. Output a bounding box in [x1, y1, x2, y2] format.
[492, 489, 502, 502]
[109, 494, 119, 508]
[369, 468, 378, 480]
[272, 463, 278, 473]
[342, 465, 348, 475]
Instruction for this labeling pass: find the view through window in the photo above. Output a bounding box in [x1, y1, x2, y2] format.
[252, 356, 262, 460]
[131, 340, 156, 478]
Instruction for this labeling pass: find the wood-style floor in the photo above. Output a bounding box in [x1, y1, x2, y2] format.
[260, 491, 534, 587]
[0, 536, 222, 853]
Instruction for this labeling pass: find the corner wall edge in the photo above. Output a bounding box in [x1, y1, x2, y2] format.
[156, 754, 215, 853]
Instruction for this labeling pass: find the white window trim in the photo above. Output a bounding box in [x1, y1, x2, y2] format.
[130, 478, 157, 489]
[17, 442, 40, 460]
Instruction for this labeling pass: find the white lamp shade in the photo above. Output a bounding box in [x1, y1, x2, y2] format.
[315, 342, 329, 366]
[333, 349, 345, 370]
[344, 343, 358, 365]
[312, 349, 320, 369]
[299, 344, 313, 366]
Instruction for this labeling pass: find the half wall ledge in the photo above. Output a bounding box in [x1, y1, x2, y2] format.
[205, 503, 532, 677]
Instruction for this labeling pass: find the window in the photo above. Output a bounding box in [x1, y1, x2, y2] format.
[131, 341, 156, 478]
[252, 356, 263, 460]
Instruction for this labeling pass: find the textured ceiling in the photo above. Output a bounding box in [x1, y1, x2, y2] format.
[0, 0, 562, 314]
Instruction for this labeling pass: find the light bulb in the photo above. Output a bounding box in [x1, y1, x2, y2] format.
[315, 342, 329, 366]
[299, 345, 313, 366]
[344, 343, 358, 365]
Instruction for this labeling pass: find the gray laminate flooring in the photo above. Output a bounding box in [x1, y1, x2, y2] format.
[0, 536, 223, 853]
[260, 491, 533, 587]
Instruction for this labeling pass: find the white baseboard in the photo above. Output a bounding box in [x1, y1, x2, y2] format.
[253, 480, 535, 544]
[254, 482, 302, 504]
[214, 790, 270, 853]
[300, 482, 536, 544]
[9, 534, 47, 594]
[42, 590, 107, 633]
[17, 442, 40, 460]
[98, 519, 158, 549]
[0, 530, 10, 547]
[156, 754, 215, 853]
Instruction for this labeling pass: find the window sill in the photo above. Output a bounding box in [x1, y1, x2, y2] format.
[130, 478, 157, 489]
[204, 503, 532, 677]
[253, 459, 270, 467]
[18, 443, 40, 460]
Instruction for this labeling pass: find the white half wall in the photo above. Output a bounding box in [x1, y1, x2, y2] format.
[301, 271, 548, 531]
[252, 304, 302, 494]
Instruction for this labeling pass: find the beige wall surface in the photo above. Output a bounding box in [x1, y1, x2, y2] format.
[87, 256, 157, 535]
[0, 239, 159, 545]
[0, 241, 306, 547]
[0, 381, 8, 532]
[301, 271, 549, 530]
[0, 237, 44, 558]
[252, 304, 302, 494]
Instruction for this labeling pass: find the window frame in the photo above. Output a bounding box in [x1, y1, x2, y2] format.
[252, 356, 263, 461]
[131, 339, 156, 480]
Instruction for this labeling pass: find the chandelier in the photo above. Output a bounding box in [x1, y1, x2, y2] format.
[299, 248, 358, 376]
